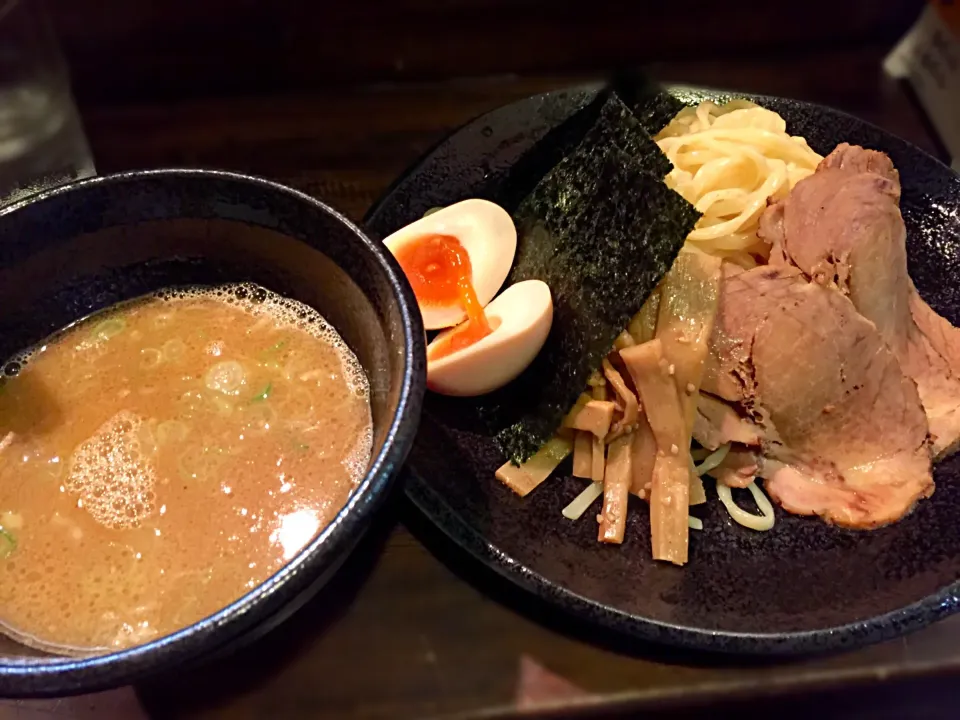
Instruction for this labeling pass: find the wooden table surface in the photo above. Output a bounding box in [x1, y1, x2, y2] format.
[3, 48, 960, 719]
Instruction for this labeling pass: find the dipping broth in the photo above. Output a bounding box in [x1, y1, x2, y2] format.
[0, 284, 372, 653]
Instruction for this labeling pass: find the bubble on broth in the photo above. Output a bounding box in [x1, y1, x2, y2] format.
[11, 283, 370, 402]
[160, 284, 369, 399]
[342, 424, 374, 484]
[64, 410, 156, 530]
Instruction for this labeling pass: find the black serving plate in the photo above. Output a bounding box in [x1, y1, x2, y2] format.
[365, 85, 960, 656]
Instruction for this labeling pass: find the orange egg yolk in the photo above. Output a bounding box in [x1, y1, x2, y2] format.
[428, 314, 502, 361]
[393, 234, 492, 360]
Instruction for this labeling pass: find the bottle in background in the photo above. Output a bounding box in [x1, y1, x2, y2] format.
[0, 0, 94, 207]
[885, 1, 960, 171]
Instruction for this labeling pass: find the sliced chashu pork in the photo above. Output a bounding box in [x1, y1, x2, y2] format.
[761, 143, 960, 457]
[702, 263, 932, 528]
[692, 391, 762, 450]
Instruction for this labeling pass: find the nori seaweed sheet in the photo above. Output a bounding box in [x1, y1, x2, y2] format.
[481, 134, 700, 463]
[581, 92, 671, 178]
[491, 87, 672, 212]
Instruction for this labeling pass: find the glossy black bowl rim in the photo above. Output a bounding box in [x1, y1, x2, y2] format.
[365, 84, 960, 656]
[0, 168, 426, 695]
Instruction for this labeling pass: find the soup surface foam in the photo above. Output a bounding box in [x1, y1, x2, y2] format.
[0, 284, 372, 653]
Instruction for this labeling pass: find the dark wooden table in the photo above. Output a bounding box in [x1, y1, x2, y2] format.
[3, 49, 960, 719]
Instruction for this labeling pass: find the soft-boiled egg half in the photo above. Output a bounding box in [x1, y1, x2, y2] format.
[383, 199, 554, 397]
[426, 280, 553, 396]
[382, 199, 516, 330]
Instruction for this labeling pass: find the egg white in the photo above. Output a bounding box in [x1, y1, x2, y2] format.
[426, 280, 553, 396]
[383, 199, 517, 330]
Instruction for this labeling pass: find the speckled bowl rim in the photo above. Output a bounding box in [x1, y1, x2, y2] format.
[0, 169, 426, 695]
[365, 84, 960, 656]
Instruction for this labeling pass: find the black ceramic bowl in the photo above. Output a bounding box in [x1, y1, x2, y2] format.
[0, 170, 425, 696]
[365, 85, 960, 656]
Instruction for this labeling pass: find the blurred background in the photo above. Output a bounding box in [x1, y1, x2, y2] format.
[35, 0, 948, 219]
[50, 0, 922, 104]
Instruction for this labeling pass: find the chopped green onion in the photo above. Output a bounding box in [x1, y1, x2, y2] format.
[688, 516, 704, 531]
[162, 338, 186, 361]
[205, 360, 245, 395]
[251, 382, 272, 403]
[140, 347, 163, 368]
[258, 340, 287, 359]
[0, 528, 16, 558]
[178, 445, 228, 482]
[157, 420, 189, 445]
[91, 318, 126, 342]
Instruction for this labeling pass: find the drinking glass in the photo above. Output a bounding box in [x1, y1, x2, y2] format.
[0, 0, 94, 206]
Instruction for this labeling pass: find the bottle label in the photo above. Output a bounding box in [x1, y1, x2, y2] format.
[885, 1, 960, 171]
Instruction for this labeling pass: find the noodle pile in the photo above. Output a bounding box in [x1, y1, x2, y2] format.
[656, 100, 822, 266]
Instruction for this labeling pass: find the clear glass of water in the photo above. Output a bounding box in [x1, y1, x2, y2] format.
[0, 0, 94, 206]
